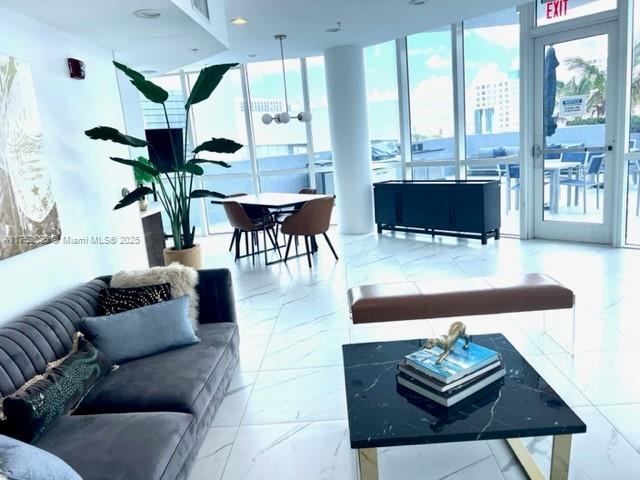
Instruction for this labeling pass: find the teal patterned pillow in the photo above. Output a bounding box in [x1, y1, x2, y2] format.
[1, 334, 113, 443]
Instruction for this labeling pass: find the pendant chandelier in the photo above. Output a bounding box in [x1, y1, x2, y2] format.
[261, 34, 312, 125]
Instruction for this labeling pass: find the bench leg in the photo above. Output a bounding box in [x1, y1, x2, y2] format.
[542, 304, 576, 356]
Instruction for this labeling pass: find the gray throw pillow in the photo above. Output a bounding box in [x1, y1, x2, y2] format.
[80, 296, 200, 363]
[0, 434, 81, 480]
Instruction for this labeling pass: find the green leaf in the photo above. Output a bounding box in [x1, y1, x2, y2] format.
[113, 61, 145, 82]
[193, 138, 243, 155]
[130, 77, 169, 104]
[179, 163, 204, 176]
[185, 63, 238, 109]
[133, 156, 157, 184]
[113, 61, 169, 104]
[110, 157, 159, 177]
[190, 189, 227, 199]
[85, 126, 148, 147]
[114, 187, 153, 210]
[188, 158, 232, 168]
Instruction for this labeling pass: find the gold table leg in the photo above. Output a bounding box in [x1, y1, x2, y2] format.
[357, 448, 379, 480]
[550, 434, 572, 480]
[507, 434, 572, 480]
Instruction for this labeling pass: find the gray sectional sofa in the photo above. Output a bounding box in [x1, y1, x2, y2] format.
[0, 268, 239, 480]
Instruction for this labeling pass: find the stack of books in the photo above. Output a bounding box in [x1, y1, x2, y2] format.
[397, 339, 505, 407]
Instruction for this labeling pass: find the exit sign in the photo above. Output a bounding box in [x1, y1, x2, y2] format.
[542, 0, 569, 19]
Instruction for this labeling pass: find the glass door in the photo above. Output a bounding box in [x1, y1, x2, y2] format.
[533, 22, 618, 243]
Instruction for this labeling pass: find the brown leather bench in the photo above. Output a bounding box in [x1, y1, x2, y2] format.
[348, 273, 574, 325]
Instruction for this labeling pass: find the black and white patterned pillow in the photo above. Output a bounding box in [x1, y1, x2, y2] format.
[97, 283, 171, 316]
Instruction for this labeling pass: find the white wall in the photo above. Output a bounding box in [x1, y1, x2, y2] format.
[0, 6, 148, 324]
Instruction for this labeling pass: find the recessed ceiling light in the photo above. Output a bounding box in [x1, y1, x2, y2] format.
[230, 17, 248, 25]
[140, 69, 158, 75]
[408, 0, 427, 5]
[247, 54, 257, 58]
[133, 9, 163, 19]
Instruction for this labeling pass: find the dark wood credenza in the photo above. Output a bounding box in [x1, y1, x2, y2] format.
[373, 180, 501, 244]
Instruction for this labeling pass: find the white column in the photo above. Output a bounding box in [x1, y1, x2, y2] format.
[324, 45, 374, 234]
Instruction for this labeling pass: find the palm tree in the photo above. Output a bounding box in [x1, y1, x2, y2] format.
[564, 56, 606, 117]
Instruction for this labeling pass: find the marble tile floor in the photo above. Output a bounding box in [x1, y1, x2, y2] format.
[189, 230, 640, 480]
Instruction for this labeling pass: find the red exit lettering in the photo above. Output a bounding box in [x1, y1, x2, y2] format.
[546, 0, 569, 19]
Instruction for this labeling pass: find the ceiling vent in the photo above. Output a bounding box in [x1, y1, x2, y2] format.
[191, 0, 210, 19]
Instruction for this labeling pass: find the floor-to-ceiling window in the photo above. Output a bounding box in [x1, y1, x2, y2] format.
[462, 7, 521, 235]
[364, 41, 403, 181]
[187, 68, 255, 233]
[406, 27, 457, 181]
[305, 56, 334, 195]
[246, 59, 311, 194]
[627, 0, 640, 245]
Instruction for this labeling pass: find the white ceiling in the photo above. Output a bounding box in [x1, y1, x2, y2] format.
[0, 0, 229, 73]
[199, 0, 529, 66]
[1, 0, 530, 73]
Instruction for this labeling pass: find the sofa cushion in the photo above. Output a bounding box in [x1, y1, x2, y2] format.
[97, 283, 171, 316]
[34, 412, 195, 480]
[75, 323, 239, 419]
[81, 296, 200, 364]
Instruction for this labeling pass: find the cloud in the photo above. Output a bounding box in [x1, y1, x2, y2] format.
[471, 25, 519, 50]
[467, 63, 509, 88]
[426, 54, 450, 70]
[408, 46, 436, 56]
[409, 76, 455, 137]
[368, 88, 398, 103]
[247, 59, 301, 79]
[305, 56, 325, 68]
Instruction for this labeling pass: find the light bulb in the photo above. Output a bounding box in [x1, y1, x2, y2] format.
[298, 111, 313, 122]
[279, 112, 290, 124]
[262, 113, 273, 125]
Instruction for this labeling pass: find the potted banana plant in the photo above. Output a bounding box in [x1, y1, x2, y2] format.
[86, 61, 241, 268]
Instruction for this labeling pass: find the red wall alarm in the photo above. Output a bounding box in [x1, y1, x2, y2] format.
[67, 58, 85, 79]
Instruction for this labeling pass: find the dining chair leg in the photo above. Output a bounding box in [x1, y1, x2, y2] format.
[244, 231, 250, 257]
[234, 229, 241, 261]
[304, 236, 312, 268]
[583, 184, 587, 215]
[295, 236, 299, 255]
[323, 233, 339, 260]
[262, 227, 269, 265]
[284, 235, 293, 262]
[266, 228, 282, 258]
[229, 229, 237, 252]
[596, 173, 600, 209]
[251, 232, 256, 266]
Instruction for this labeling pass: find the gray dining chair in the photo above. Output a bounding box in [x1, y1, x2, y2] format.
[559, 154, 604, 214]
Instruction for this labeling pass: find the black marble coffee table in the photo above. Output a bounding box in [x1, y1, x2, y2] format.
[342, 334, 586, 480]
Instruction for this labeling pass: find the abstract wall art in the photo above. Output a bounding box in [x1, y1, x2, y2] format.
[0, 55, 60, 260]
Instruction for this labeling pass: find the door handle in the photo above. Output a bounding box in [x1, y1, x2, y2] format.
[532, 144, 543, 158]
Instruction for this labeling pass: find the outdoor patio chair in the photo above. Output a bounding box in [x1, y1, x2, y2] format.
[559, 154, 604, 214]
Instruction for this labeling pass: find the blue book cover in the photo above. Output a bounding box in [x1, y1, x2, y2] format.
[405, 339, 500, 384]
